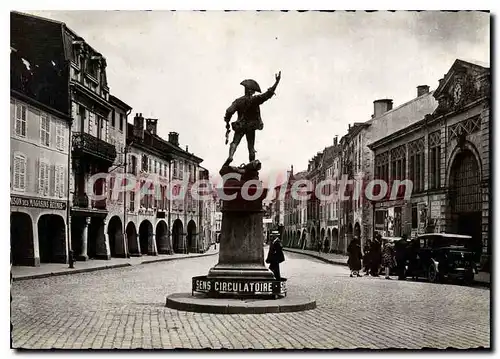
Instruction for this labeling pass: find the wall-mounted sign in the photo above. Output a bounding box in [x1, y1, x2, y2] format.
[430, 201, 441, 219]
[11, 195, 67, 210]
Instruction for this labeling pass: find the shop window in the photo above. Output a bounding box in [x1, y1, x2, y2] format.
[411, 205, 418, 229]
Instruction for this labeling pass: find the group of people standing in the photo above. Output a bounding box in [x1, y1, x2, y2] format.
[347, 232, 412, 280]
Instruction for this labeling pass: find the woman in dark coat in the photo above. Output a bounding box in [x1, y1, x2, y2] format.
[347, 237, 362, 277]
[382, 239, 396, 279]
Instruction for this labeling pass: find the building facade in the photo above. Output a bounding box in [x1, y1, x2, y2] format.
[305, 154, 322, 250]
[105, 95, 132, 258]
[125, 114, 204, 256]
[199, 167, 214, 252]
[368, 59, 491, 269]
[282, 169, 308, 249]
[10, 56, 72, 266]
[66, 25, 123, 262]
[214, 199, 222, 243]
[10, 11, 214, 267]
[318, 139, 341, 253]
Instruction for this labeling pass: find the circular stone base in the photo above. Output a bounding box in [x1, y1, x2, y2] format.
[166, 292, 316, 314]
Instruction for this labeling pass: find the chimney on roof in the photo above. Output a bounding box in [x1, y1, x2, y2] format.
[186, 145, 189, 152]
[417, 85, 430, 97]
[334, 136, 338, 146]
[373, 99, 393, 118]
[168, 132, 179, 147]
[133, 113, 144, 140]
[145, 118, 158, 135]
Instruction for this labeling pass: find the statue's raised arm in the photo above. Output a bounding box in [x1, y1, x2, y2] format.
[223, 71, 282, 167]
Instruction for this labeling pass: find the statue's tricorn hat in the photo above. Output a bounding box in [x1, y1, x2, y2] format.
[240, 79, 261, 93]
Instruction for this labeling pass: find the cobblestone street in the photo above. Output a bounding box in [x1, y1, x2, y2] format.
[11, 251, 490, 349]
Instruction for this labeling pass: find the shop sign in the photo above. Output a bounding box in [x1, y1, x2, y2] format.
[430, 201, 441, 220]
[11, 195, 67, 210]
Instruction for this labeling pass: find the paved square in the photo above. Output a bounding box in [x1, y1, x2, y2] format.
[11, 252, 490, 349]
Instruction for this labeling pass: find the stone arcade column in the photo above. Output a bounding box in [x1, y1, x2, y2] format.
[79, 217, 90, 261]
[150, 233, 158, 256]
[208, 161, 274, 280]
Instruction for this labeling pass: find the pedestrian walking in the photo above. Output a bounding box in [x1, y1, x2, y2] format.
[382, 239, 396, 279]
[347, 237, 362, 277]
[266, 235, 285, 280]
[370, 233, 382, 276]
[407, 237, 420, 280]
[362, 240, 371, 275]
[394, 234, 409, 280]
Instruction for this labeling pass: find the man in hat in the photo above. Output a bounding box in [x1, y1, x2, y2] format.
[223, 71, 281, 166]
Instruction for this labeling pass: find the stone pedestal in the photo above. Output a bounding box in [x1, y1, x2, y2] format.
[207, 161, 274, 281]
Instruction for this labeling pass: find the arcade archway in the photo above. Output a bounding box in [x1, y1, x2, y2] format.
[187, 220, 197, 253]
[38, 214, 66, 263]
[172, 219, 184, 253]
[449, 149, 482, 261]
[107, 216, 123, 258]
[139, 220, 153, 255]
[126, 222, 139, 256]
[11, 212, 34, 266]
[354, 222, 361, 240]
[332, 228, 339, 252]
[156, 221, 170, 254]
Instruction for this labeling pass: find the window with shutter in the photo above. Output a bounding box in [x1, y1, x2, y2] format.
[15, 103, 27, 137]
[59, 165, 65, 197]
[13, 153, 26, 191]
[38, 160, 50, 196]
[55, 166, 61, 197]
[38, 161, 44, 195]
[40, 113, 51, 146]
[56, 122, 65, 151]
[13, 157, 20, 190]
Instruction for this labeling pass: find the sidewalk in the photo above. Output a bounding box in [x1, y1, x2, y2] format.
[284, 247, 490, 287]
[11, 247, 219, 281]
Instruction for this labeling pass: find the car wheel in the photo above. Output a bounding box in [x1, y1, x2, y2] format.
[428, 264, 439, 283]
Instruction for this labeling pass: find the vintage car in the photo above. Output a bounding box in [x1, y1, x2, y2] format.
[407, 233, 477, 284]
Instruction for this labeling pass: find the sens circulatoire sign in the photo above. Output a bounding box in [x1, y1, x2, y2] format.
[11, 196, 67, 210]
[192, 276, 287, 296]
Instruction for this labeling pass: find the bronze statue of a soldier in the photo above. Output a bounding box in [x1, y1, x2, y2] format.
[223, 71, 281, 167]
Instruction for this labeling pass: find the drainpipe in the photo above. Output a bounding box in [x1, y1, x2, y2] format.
[168, 158, 172, 253]
[67, 68, 74, 269]
[123, 108, 132, 258]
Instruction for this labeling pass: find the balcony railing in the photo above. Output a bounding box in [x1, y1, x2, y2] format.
[73, 194, 89, 208]
[72, 194, 107, 211]
[72, 132, 117, 164]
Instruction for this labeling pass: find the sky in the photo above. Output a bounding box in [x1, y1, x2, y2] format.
[27, 10, 490, 186]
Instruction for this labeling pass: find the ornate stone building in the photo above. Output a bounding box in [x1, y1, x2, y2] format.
[126, 115, 204, 256]
[368, 59, 490, 268]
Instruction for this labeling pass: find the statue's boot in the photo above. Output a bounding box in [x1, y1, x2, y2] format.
[249, 149, 256, 162]
[224, 143, 237, 167]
